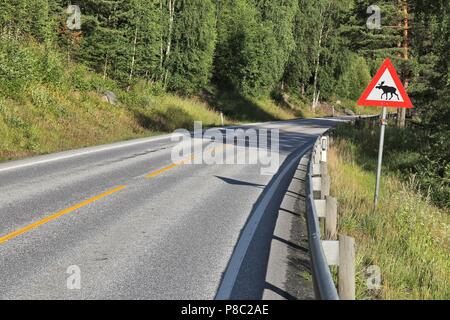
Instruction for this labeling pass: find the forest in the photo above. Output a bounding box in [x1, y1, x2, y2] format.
[0, 0, 449, 207]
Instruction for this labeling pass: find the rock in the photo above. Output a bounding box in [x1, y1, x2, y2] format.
[344, 108, 355, 116]
[102, 91, 118, 105]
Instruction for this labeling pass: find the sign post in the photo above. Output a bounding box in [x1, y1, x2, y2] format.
[357, 58, 413, 206]
[374, 107, 387, 206]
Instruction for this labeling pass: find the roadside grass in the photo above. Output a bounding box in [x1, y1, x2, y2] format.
[328, 133, 450, 300]
[201, 88, 300, 122]
[0, 36, 298, 162]
[0, 78, 297, 162]
[0, 82, 226, 161]
[334, 123, 450, 209]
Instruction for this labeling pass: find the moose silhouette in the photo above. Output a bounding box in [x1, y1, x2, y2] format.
[376, 81, 400, 100]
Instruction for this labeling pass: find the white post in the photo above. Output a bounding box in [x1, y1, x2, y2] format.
[321, 136, 328, 163]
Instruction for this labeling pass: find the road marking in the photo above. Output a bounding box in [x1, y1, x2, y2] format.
[145, 154, 196, 179]
[145, 163, 179, 178]
[144, 143, 234, 179]
[0, 185, 126, 245]
[215, 144, 310, 300]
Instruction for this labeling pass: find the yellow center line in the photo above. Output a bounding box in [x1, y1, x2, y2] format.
[145, 154, 196, 179]
[0, 185, 126, 245]
[145, 142, 234, 180]
[145, 163, 179, 178]
[0, 144, 234, 244]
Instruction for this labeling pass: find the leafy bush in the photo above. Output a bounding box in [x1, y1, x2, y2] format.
[0, 35, 40, 96]
[215, 0, 281, 95]
[41, 49, 65, 86]
[31, 87, 54, 108]
[335, 53, 372, 101]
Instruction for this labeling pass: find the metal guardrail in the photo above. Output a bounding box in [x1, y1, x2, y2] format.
[305, 136, 339, 300]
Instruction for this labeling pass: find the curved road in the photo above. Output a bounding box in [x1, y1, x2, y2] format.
[0, 118, 346, 299]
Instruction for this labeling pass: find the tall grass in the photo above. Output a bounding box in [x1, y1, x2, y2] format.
[329, 136, 450, 300]
[333, 123, 450, 209]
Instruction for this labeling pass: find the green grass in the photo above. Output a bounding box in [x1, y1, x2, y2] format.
[328, 132, 450, 300]
[0, 81, 226, 161]
[334, 123, 450, 209]
[0, 75, 302, 162]
[200, 88, 302, 122]
[0, 35, 301, 162]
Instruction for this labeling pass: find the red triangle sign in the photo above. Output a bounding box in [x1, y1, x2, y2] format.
[357, 58, 413, 108]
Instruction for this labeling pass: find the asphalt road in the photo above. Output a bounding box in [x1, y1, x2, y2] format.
[0, 118, 347, 299]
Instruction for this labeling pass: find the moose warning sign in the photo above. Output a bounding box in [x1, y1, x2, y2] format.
[357, 58, 414, 206]
[357, 58, 413, 108]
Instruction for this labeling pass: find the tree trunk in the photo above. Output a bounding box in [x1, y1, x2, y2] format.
[163, 0, 176, 87]
[103, 11, 113, 81]
[103, 55, 108, 80]
[159, 0, 164, 72]
[396, 0, 402, 124]
[312, 2, 332, 112]
[127, 25, 139, 91]
[398, 0, 409, 128]
[312, 25, 324, 112]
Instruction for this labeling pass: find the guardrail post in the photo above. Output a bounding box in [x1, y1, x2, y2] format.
[325, 196, 337, 240]
[320, 136, 328, 162]
[313, 143, 321, 164]
[309, 134, 356, 300]
[338, 235, 355, 300]
[320, 161, 328, 177]
[320, 172, 330, 200]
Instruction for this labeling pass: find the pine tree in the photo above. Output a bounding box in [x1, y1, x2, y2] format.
[122, 0, 161, 88]
[0, 0, 55, 42]
[76, 0, 131, 82]
[163, 0, 217, 94]
[346, 0, 405, 71]
[345, 0, 412, 124]
[409, 0, 449, 124]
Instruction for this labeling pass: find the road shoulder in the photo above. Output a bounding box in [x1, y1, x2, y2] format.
[262, 154, 314, 300]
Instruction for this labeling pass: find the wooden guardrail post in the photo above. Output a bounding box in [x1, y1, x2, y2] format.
[313, 134, 356, 300]
[313, 196, 337, 241]
[325, 196, 337, 240]
[321, 235, 356, 300]
[320, 162, 330, 200]
[338, 235, 355, 300]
